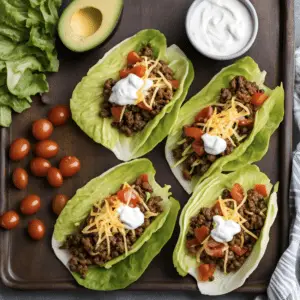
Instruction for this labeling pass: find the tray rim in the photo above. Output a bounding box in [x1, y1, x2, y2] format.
[0, 0, 295, 292]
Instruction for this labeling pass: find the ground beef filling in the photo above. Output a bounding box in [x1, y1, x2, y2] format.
[61, 177, 163, 279]
[173, 76, 264, 180]
[100, 45, 177, 136]
[186, 188, 267, 275]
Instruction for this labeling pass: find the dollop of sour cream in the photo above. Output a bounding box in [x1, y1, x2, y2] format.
[188, 0, 253, 56]
[117, 204, 145, 230]
[201, 133, 226, 155]
[109, 74, 153, 106]
[211, 215, 241, 243]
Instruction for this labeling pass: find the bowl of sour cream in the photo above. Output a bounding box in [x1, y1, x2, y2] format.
[186, 0, 258, 60]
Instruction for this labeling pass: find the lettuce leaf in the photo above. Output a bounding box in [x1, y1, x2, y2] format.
[173, 165, 278, 295]
[52, 159, 180, 289]
[165, 57, 284, 194]
[71, 29, 194, 161]
[0, 0, 61, 127]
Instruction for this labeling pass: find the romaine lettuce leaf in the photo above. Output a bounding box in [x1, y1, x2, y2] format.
[52, 158, 179, 289]
[71, 29, 194, 161]
[173, 165, 278, 295]
[165, 57, 284, 193]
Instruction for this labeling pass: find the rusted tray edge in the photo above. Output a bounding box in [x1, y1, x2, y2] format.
[0, 0, 295, 292]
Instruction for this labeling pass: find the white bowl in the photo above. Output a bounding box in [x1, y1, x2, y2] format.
[185, 0, 259, 60]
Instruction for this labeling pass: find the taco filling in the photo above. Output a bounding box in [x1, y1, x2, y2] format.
[186, 183, 268, 282]
[172, 76, 268, 180]
[100, 45, 179, 136]
[60, 174, 163, 278]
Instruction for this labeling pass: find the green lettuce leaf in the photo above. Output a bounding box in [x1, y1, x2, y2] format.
[71, 29, 194, 161]
[0, 0, 61, 127]
[165, 57, 284, 193]
[0, 105, 12, 127]
[173, 165, 278, 295]
[53, 159, 178, 286]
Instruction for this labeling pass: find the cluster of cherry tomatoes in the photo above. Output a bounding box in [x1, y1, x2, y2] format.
[0, 105, 80, 241]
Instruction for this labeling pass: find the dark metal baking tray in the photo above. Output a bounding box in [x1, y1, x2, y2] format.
[0, 0, 294, 292]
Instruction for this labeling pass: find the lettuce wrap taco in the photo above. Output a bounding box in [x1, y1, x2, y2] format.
[71, 29, 194, 161]
[52, 158, 180, 290]
[173, 165, 278, 295]
[165, 57, 284, 194]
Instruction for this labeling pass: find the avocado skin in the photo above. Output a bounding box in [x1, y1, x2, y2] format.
[58, 0, 124, 52]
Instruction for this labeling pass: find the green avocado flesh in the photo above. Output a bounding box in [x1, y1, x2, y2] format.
[58, 0, 123, 52]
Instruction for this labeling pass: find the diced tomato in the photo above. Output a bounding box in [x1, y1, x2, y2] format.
[207, 239, 224, 249]
[137, 101, 152, 111]
[170, 80, 180, 89]
[131, 65, 146, 78]
[195, 106, 213, 122]
[230, 183, 244, 204]
[251, 92, 268, 106]
[197, 264, 216, 282]
[205, 239, 225, 257]
[117, 187, 139, 207]
[238, 118, 254, 127]
[194, 226, 210, 243]
[111, 106, 125, 122]
[127, 51, 141, 65]
[186, 238, 199, 249]
[139, 174, 148, 183]
[254, 184, 268, 197]
[212, 200, 223, 216]
[192, 140, 205, 156]
[184, 127, 204, 140]
[230, 245, 248, 256]
[120, 68, 131, 78]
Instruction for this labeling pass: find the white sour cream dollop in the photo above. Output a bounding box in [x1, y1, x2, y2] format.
[108, 73, 153, 106]
[188, 0, 253, 56]
[117, 204, 145, 230]
[211, 215, 241, 243]
[201, 133, 227, 155]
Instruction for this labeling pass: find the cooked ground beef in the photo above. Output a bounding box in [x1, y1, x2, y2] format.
[100, 45, 177, 136]
[173, 76, 264, 180]
[186, 188, 267, 275]
[61, 177, 163, 279]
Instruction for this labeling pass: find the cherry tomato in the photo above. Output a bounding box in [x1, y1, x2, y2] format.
[186, 238, 199, 249]
[52, 194, 69, 215]
[170, 80, 180, 89]
[195, 106, 213, 122]
[30, 157, 51, 177]
[9, 138, 30, 161]
[48, 105, 70, 126]
[251, 92, 268, 106]
[0, 210, 20, 230]
[197, 264, 216, 282]
[111, 106, 125, 122]
[117, 187, 139, 207]
[120, 68, 131, 78]
[230, 245, 248, 256]
[20, 195, 41, 215]
[47, 167, 63, 187]
[59, 156, 81, 177]
[194, 226, 210, 243]
[28, 219, 45, 240]
[192, 140, 205, 156]
[230, 183, 244, 204]
[32, 119, 53, 140]
[12, 168, 28, 190]
[212, 200, 223, 215]
[131, 65, 146, 78]
[35, 140, 59, 159]
[127, 51, 141, 65]
[184, 127, 204, 140]
[254, 184, 268, 197]
[238, 118, 254, 127]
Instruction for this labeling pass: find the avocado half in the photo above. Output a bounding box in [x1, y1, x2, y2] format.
[58, 0, 123, 52]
